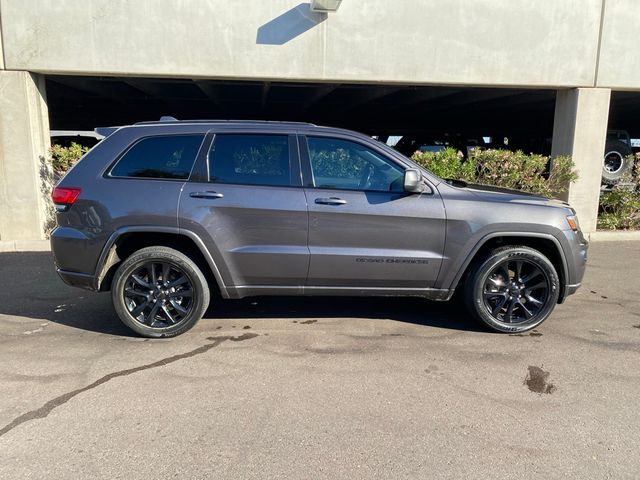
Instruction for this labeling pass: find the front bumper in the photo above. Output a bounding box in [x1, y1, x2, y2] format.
[556, 228, 588, 303]
[559, 282, 582, 303]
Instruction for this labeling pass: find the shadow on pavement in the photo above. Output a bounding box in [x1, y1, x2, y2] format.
[0, 252, 484, 336]
[0, 252, 132, 336]
[207, 296, 482, 332]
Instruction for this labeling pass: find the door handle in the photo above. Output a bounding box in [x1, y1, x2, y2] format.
[189, 191, 224, 199]
[315, 197, 347, 205]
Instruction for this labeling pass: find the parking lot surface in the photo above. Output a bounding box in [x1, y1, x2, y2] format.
[0, 242, 639, 479]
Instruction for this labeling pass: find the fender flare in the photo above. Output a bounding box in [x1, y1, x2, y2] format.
[446, 231, 569, 292]
[93, 226, 229, 297]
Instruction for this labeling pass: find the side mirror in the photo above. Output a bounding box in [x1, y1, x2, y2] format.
[403, 168, 425, 193]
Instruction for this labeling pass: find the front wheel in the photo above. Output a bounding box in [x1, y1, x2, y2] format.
[111, 246, 210, 338]
[464, 246, 560, 333]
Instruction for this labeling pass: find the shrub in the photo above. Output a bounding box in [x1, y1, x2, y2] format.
[411, 148, 577, 198]
[597, 156, 640, 230]
[41, 143, 89, 238]
[598, 188, 640, 230]
[411, 148, 477, 182]
[50, 143, 88, 175]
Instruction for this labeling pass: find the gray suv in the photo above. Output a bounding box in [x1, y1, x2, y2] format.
[50, 119, 587, 337]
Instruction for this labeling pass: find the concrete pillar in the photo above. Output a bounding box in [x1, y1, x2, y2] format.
[551, 87, 611, 234]
[0, 71, 52, 242]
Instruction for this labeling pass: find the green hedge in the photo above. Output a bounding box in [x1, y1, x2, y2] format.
[597, 155, 640, 230]
[411, 147, 577, 198]
[50, 143, 88, 175]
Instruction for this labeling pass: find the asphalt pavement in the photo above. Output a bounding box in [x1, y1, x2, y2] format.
[0, 242, 638, 479]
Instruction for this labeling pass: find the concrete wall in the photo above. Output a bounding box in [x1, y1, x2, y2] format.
[0, 71, 51, 242]
[597, 0, 640, 89]
[0, 13, 4, 70]
[0, 0, 624, 88]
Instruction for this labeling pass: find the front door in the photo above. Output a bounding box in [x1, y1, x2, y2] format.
[300, 135, 446, 288]
[179, 132, 309, 289]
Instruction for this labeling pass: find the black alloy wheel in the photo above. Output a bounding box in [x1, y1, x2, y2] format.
[482, 259, 549, 324]
[465, 246, 560, 333]
[123, 261, 195, 328]
[111, 246, 210, 337]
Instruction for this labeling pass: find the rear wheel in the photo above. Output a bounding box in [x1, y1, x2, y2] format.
[464, 246, 559, 333]
[111, 246, 209, 338]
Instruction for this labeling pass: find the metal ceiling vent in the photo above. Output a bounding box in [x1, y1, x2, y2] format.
[310, 0, 342, 12]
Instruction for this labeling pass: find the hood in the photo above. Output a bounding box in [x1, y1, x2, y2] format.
[454, 181, 571, 209]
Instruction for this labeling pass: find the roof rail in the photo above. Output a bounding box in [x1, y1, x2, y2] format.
[133, 118, 316, 126]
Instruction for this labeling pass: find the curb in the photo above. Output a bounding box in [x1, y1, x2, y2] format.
[0, 240, 51, 253]
[588, 230, 640, 242]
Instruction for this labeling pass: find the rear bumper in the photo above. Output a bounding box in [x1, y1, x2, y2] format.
[57, 269, 97, 291]
[51, 226, 104, 291]
[50, 226, 102, 277]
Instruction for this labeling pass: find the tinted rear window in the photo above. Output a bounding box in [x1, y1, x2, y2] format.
[208, 134, 291, 186]
[111, 134, 204, 179]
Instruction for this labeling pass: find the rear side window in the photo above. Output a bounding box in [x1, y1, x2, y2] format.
[208, 134, 291, 186]
[110, 134, 204, 179]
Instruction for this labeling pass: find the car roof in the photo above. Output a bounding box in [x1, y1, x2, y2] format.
[95, 118, 369, 140]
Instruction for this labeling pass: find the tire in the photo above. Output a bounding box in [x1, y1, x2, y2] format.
[464, 246, 560, 333]
[602, 140, 633, 185]
[111, 246, 210, 338]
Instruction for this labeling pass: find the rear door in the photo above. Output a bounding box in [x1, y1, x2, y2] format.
[179, 130, 309, 289]
[300, 134, 446, 289]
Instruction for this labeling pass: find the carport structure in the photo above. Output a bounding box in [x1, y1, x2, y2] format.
[45, 76, 558, 139]
[0, 0, 638, 242]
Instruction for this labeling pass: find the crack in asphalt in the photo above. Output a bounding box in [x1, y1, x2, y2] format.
[0, 333, 258, 438]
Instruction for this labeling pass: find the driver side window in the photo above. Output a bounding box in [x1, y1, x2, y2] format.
[306, 136, 405, 192]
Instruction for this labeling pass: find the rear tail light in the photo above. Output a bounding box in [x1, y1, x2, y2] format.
[52, 187, 81, 206]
